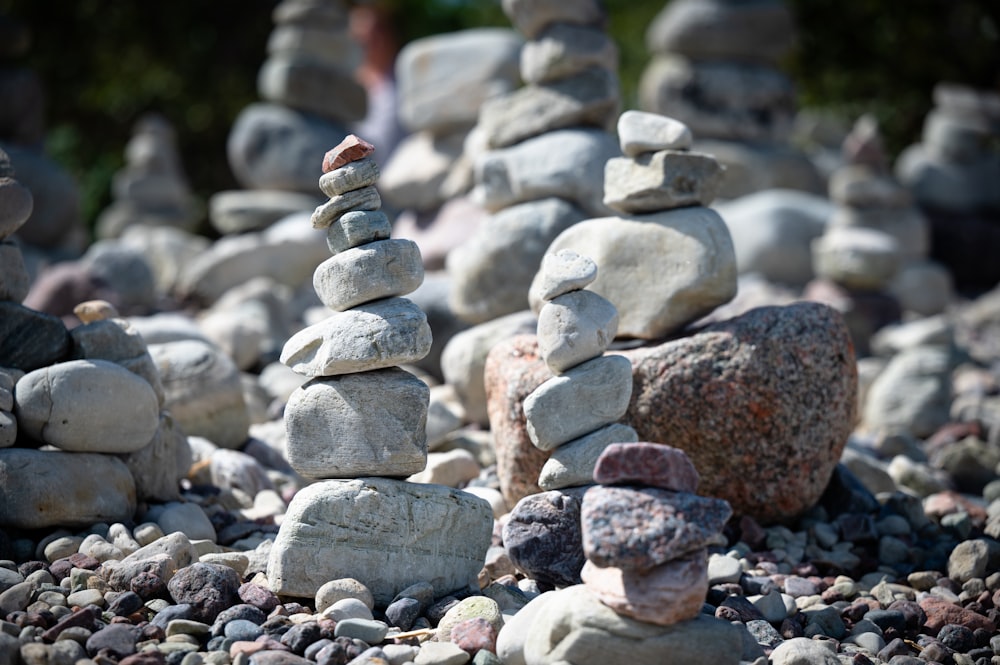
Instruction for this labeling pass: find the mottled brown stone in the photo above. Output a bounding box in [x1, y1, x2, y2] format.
[322, 135, 375, 173]
[593, 442, 699, 492]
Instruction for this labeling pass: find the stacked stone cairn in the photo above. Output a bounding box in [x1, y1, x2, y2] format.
[219, 0, 364, 235]
[639, 0, 822, 198]
[94, 113, 202, 239]
[267, 135, 494, 607]
[446, 0, 622, 325]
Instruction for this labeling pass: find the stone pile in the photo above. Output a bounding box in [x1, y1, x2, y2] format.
[639, 0, 821, 198]
[94, 113, 202, 239]
[219, 0, 364, 235]
[446, 0, 622, 325]
[266, 135, 493, 607]
[896, 82, 1000, 292]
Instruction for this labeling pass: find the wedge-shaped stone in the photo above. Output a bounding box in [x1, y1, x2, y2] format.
[603, 150, 724, 213]
[310, 185, 381, 229]
[538, 290, 618, 374]
[285, 367, 429, 479]
[319, 157, 380, 197]
[523, 354, 632, 450]
[531, 249, 598, 303]
[521, 23, 618, 85]
[326, 210, 391, 254]
[280, 297, 432, 377]
[313, 239, 424, 311]
[267, 477, 493, 605]
[538, 423, 638, 491]
[616, 110, 693, 157]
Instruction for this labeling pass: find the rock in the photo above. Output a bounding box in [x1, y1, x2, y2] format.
[167, 562, 241, 624]
[14, 359, 159, 452]
[121, 412, 191, 502]
[0, 144, 81, 249]
[413, 642, 469, 665]
[407, 449, 480, 487]
[448, 616, 498, 656]
[502, 489, 587, 588]
[325, 209, 391, 255]
[153, 502, 217, 543]
[812, 226, 901, 290]
[0, 174, 33, 240]
[521, 585, 742, 665]
[863, 345, 953, 438]
[69, 318, 164, 404]
[209, 190, 322, 235]
[310, 186, 381, 229]
[0, 448, 136, 529]
[947, 538, 999, 583]
[322, 135, 376, 173]
[436, 596, 503, 643]
[918, 596, 994, 633]
[523, 354, 633, 450]
[150, 339, 250, 449]
[538, 423, 639, 491]
[258, 55, 366, 125]
[312, 239, 423, 311]
[537, 290, 618, 374]
[520, 23, 618, 86]
[284, 367, 429, 479]
[319, 157, 379, 198]
[268, 477, 493, 606]
[616, 110, 693, 157]
[579, 554, 708, 625]
[592, 442, 700, 492]
[530, 249, 598, 302]
[603, 150, 725, 213]
[538, 206, 737, 339]
[0, 301, 70, 372]
[0, 240, 29, 303]
[502, 0, 606, 39]
[79, 240, 158, 314]
[315, 579, 374, 613]
[280, 298, 431, 377]
[623, 302, 856, 523]
[768, 637, 840, 665]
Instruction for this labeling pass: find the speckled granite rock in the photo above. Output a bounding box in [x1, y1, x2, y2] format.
[502, 488, 587, 589]
[592, 442, 699, 492]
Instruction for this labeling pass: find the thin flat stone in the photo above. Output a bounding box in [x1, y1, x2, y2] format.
[520, 23, 618, 85]
[310, 186, 381, 229]
[326, 210, 391, 254]
[617, 110, 694, 157]
[603, 150, 724, 213]
[581, 485, 731, 571]
[313, 238, 424, 311]
[538, 423, 639, 491]
[322, 135, 375, 173]
[0, 301, 71, 372]
[532, 249, 598, 302]
[537, 290, 618, 374]
[318, 157, 380, 197]
[593, 442, 700, 493]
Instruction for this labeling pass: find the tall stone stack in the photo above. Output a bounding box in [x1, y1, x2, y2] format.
[446, 0, 622, 325]
[95, 113, 202, 239]
[220, 0, 365, 235]
[638, 0, 822, 199]
[267, 136, 493, 607]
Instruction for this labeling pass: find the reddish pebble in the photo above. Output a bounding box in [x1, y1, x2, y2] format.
[239, 581, 280, 613]
[593, 442, 700, 493]
[919, 596, 994, 633]
[450, 617, 497, 656]
[322, 135, 375, 173]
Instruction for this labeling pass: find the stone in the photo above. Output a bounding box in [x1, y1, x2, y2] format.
[309, 186, 381, 229]
[502, 0, 606, 39]
[828, 206, 930, 262]
[537, 290, 618, 374]
[862, 345, 952, 439]
[227, 103, 349, 193]
[473, 128, 620, 217]
[449, 616, 497, 657]
[768, 637, 840, 665]
[167, 563, 241, 624]
[447, 198, 587, 325]
[121, 413, 190, 503]
[154, 502, 217, 543]
[918, 597, 994, 633]
[436, 596, 503, 643]
[319, 158, 379, 199]
[616, 110, 693, 158]
[0, 448, 136, 529]
[70, 318, 164, 403]
[0, 175, 33, 239]
[78, 240, 158, 314]
[0, 144, 81, 249]
[0, 301, 71, 372]
[396, 28, 522, 133]
[579, 553, 708, 626]
[524, 354, 633, 451]
[538, 423, 639, 491]
[258, 55, 366, 125]
[531, 249, 598, 302]
[0, 240, 29, 303]
[379, 130, 466, 213]
[407, 449, 480, 487]
[14, 359, 160, 453]
[812, 226, 902, 290]
[603, 150, 724, 214]
[478, 67, 620, 149]
[889, 260, 953, 316]
[621, 302, 856, 523]
[414, 642, 469, 665]
[315, 579, 375, 614]
[150, 340, 250, 449]
[502, 489, 587, 588]
[521, 585, 742, 665]
[592, 442, 700, 492]
[322, 135, 376, 173]
[313, 239, 424, 311]
[267, 477, 493, 606]
[325, 210, 391, 255]
[537, 206, 737, 339]
[581, 485, 731, 570]
[208, 190, 321, 235]
[520, 23, 617, 86]
[333, 618, 388, 645]
[280, 298, 431, 377]
[284, 367, 428, 479]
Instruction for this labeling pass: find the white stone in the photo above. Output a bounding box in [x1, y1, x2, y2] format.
[812, 226, 901, 290]
[414, 641, 470, 665]
[502, 0, 607, 38]
[531, 249, 598, 302]
[318, 158, 379, 198]
[408, 449, 480, 488]
[520, 23, 618, 85]
[538, 423, 638, 490]
[769, 637, 840, 665]
[617, 110, 693, 157]
[603, 150, 724, 213]
[537, 290, 618, 374]
[326, 210, 392, 255]
[313, 239, 424, 312]
[152, 502, 217, 543]
[310, 185, 381, 229]
[380, 130, 465, 213]
[315, 579, 375, 613]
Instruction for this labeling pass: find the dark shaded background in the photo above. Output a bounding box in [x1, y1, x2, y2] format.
[0, 0, 997, 233]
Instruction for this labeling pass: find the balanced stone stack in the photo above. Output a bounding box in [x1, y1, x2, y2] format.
[267, 136, 493, 607]
[639, 0, 822, 198]
[896, 82, 1000, 292]
[446, 0, 622, 324]
[220, 0, 364, 234]
[94, 113, 202, 239]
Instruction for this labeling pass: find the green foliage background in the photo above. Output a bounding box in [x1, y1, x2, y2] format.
[0, 0, 997, 233]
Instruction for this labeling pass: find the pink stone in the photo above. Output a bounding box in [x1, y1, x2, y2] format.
[919, 596, 994, 633]
[593, 442, 700, 492]
[322, 135, 375, 173]
[581, 551, 708, 626]
[449, 616, 497, 656]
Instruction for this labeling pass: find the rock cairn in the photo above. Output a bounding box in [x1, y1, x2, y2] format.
[267, 135, 493, 607]
[447, 0, 622, 325]
[896, 82, 1000, 292]
[94, 113, 202, 239]
[639, 0, 821, 198]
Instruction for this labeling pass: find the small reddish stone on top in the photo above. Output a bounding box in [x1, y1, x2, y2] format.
[322, 134, 375, 173]
[593, 442, 700, 493]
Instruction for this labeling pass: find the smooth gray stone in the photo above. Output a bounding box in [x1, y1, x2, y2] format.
[396, 28, 522, 133]
[267, 477, 493, 605]
[0, 239, 28, 302]
[863, 345, 953, 439]
[267, 24, 363, 70]
[0, 303, 69, 373]
[120, 412, 191, 503]
[811, 226, 901, 290]
[616, 110, 693, 158]
[0, 143, 79, 249]
[70, 318, 165, 405]
[531, 249, 598, 303]
[538, 423, 638, 491]
[523, 354, 633, 450]
[828, 205, 929, 261]
[537, 290, 618, 374]
[0, 174, 33, 240]
[502, 0, 606, 39]
[313, 238, 424, 312]
[79, 240, 158, 313]
[257, 54, 366, 125]
[604, 150, 725, 213]
[284, 367, 429, 479]
[326, 210, 391, 254]
[209, 189, 322, 235]
[101, 531, 198, 589]
[318, 157, 379, 198]
[0, 448, 136, 530]
[379, 130, 466, 212]
[118, 225, 210, 296]
[310, 186, 381, 229]
[521, 23, 618, 85]
[280, 297, 432, 377]
[14, 359, 160, 453]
